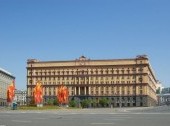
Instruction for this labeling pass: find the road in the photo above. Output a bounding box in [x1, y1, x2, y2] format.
[0, 106, 170, 126]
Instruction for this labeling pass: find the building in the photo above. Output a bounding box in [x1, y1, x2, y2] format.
[0, 68, 15, 106]
[27, 55, 158, 107]
[157, 87, 170, 106]
[162, 87, 170, 94]
[14, 89, 27, 106]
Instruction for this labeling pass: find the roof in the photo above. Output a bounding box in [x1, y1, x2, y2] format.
[0, 67, 12, 75]
[0, 67, 15, 79]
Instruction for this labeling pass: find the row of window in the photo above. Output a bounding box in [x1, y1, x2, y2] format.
[28, 80, 142, 85]
[28, 67, 144, 76]
[28, 75, 143, 84]
[29, 88, 143, 96]
[30, 75, 141, 80]
[28, 76, 143, 83]
[30, 90, 143, 96]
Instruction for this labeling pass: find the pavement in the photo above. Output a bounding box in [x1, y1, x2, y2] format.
[0, 106, 170, 126]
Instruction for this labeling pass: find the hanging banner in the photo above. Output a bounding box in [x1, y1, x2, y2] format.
[7, 80, 15, 103]
[57, 84, 69, 104]
[33, 81, 43, 104]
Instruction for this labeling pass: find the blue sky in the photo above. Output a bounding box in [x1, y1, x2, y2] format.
[0, 0, 170, 89]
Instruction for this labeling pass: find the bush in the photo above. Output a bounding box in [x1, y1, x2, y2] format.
[53, 99, 58, 105]
[81, 99, 91, 108]
[29, 98, 36, 106]
[69, 100, 77, 107]
[99, 98, 109, 107]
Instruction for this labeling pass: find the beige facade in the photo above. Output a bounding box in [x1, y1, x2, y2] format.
[27, 55, 158, 107]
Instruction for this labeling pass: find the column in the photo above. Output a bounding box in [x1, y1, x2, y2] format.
[98, 87, 101, 95]
[89, 87, 91, 95]
[75, 87, 77, 95]
[79, 87, 80, 95]
[85, 87, 86, 95]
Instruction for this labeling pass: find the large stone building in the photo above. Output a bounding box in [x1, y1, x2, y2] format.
[0, 68, 15, 106]
[27, 55, 158, 107]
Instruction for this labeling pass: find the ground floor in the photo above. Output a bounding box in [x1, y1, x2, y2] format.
[0, 98, 7, 106]
[157, 94, 170, 106]
[70, 95, 156, 107]
[27, 95, 157, 107]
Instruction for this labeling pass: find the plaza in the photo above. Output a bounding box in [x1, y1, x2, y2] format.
[0, 106, 170, 126]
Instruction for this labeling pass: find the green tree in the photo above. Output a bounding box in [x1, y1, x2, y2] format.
[99, 98, 109, 107]
[91, 99, 97, 108]
[69, 100, 77, 107]
[29, 97, 35, 106]
[156, 87, 161, 94]
[53, 99, 58, 105]
[81, 99, 91, 108]
[47, 99, 54, 105]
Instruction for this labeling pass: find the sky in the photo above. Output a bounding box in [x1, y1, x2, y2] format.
[0, 0, 170, 90]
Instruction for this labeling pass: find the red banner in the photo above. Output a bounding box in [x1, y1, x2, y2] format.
[57, 85, 69, 104]
[33, 81, 43, 104]
[7, 80, 15, 103]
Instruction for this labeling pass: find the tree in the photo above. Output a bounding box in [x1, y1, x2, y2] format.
[29, 98, 36, 106]
[156, 87, 161, 94]
[81, 99, 91, 108]
[99, 98, 109, 107]
[91, 99, 97, 108]
[69, 100, 77, 107]
[47, 99, 54, 105]
[53, 99, 58, 105]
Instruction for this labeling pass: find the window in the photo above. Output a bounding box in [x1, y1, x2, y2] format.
[105, 69, 108, 74]
[116, 69, 119, 74]
[53, 71, 55, 75]
[121, 69, 124, 74]
[111, 69, 114, 74]
[95, 69, 98, 74]
[100, 70, 103, 74]
[139, 77, 142, 83]
[140, 90, 143, 95]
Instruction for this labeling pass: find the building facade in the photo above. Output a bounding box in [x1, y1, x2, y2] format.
[14, 89, 27, 106]
[157, 87, 170, 106]
[0, 68, 15, 106]
[162, 87, 170, 94]
[27, 55, 158, 107]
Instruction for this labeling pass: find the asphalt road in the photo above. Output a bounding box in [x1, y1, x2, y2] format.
[0, 106, 170, 126]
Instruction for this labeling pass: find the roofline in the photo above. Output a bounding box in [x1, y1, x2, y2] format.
[0, 68, 15, 79]
[27, 57, 146, 64]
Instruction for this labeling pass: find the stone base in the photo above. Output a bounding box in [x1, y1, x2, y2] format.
[37, 104, 43, 107]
